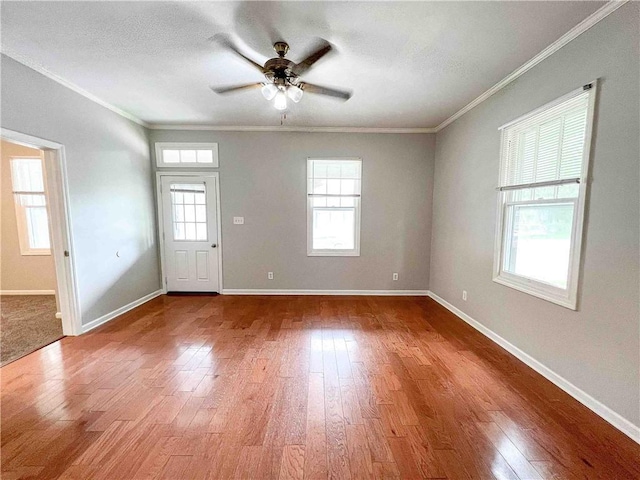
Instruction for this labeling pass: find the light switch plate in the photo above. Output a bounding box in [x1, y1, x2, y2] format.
[233, 217, 244, 225]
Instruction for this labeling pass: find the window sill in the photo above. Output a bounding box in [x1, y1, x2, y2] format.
[493, 274, 576, 310]
[20, 250, 52, 256]
[308, 250, 360, 257]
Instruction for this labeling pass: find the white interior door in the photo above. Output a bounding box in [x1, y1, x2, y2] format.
[161, 175, 220, 292]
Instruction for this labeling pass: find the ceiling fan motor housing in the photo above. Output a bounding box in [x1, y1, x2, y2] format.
[264, 56, 298, 86]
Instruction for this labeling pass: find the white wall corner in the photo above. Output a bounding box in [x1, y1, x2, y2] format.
[426, 290, 640, 445]
[81, 289, 163, 333]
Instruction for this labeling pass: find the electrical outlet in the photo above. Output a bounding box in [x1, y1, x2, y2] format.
[268, 272, 274, 280]
[462, 290, 468, 301]
[392, 273, 399, 281]
[233, 217, 244, 225]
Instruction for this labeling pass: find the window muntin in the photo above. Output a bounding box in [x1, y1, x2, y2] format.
[307, 159, 361, 256]
[494, 86, 595, 309]
[170, 183, 208, 241]
[10, 158, 51, 254]
[155, 143, 219, 168]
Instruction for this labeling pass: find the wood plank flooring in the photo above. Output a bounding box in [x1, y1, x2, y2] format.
[1, 295, 638, 479]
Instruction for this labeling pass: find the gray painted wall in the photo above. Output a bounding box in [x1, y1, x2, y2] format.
[1, 55, 161, 325]
[150, 130, 434, 291]
[430, 4, 639, 427]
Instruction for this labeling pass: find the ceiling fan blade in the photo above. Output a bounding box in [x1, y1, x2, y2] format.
[210, 83, 263, 95]
[210, 34, 264, 73]
[299, 82, 352, 100]
[293, 40, 333, 75]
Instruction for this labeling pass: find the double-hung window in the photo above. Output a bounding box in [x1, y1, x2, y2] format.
[10, 157, 51, 255]
[494, 84, 596, 309]
[307, 158, 362, 256]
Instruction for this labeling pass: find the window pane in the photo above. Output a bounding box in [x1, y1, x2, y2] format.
[163, 150, 180, 163]
[184, 204, 196, 222]
[180, 150, 197, 163]
[504, 202, 575, 289]
[170, 183, 207, 241]
[341, 179, 355, 194]
[174, 222, 185, 240]
[26, 207, 50, 249]
[313, 197, 327, 207]
[196, 223, 207, 240]
[327, 164, 341, 178]
[195, 205, 206, 222]
[509, 184, 578, 203]
[16, 193, 46, 207]
[340, 197, 355, 207]
[327, 179, 341, 194]
[313, 179, 326, 194]
[340, 163, 359, 179]
[196, 150, 213, 163]
[11, 158, 44, 192]
[185, 223, 196, 240]
[313, 162, 327, 178]
[313, 208, 355, 250]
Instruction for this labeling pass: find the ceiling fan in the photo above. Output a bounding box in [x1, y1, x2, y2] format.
[210, 36, 352, 111]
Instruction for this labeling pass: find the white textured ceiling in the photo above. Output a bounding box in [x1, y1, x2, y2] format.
[1, 1, 605, 128]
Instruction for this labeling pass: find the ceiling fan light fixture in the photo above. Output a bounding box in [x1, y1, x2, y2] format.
[261, 83, 278, 100]
[287, 85, 303, 103]
[274, 88, 288, 111]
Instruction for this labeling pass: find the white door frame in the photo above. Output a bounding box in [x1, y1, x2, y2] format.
[156, 171, 223, 293]
[1, 128, 82, 336]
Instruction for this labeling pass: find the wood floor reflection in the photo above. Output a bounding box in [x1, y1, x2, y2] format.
[1, 295, 638, 479]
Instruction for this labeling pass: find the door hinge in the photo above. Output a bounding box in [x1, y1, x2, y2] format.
[64, 250, 70, 257]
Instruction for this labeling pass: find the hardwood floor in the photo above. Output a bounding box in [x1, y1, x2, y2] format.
[1, 295, 638, 479]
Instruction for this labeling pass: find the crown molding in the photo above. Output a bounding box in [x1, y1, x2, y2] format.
[433, 0, 628, 132]
[148, 124, 436, 133]
[1, 49, 149, 128]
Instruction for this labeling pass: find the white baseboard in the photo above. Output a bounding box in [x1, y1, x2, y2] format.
[427, 291, 640, 445]
[82, 289, 163, 333]
[222, 289, 429, 296]
[0, 289, 56, 295]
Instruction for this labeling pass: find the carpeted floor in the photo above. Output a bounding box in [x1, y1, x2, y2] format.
[0, 295, 63, 366]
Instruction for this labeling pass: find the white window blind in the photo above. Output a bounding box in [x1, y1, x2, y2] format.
[10, 158, 51, 254]
[501, 91, 589, 190]
[307, 159, 362, 256]
[494, 84, 595, 310]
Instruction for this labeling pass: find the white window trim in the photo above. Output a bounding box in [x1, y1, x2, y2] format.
[155, 142, 219, 168]
[307, 157, 362, 257]
[492, 82, 597, 310]
[10, 156, 52, 256]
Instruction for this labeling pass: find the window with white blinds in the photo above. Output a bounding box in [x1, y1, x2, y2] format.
[10, 157, 51, 255]
[493, 85, 596, 310]
[307, 158, 362, 256]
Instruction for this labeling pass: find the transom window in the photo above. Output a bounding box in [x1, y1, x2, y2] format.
[494, 84, 595, 309]
[10, 157, 51, 255]
[170, 183, 208, 241]
[156, 143, 219, 168]
[307, 158, 362, 256]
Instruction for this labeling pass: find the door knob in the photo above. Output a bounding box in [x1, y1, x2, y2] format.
[211, 244, 217, 248]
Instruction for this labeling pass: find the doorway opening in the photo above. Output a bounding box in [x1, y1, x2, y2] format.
[156, 172, 222, 294]
[0, 129, 81, 366]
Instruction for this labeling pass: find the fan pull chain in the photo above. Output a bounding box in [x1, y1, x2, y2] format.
[280, 113, 287, 126]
